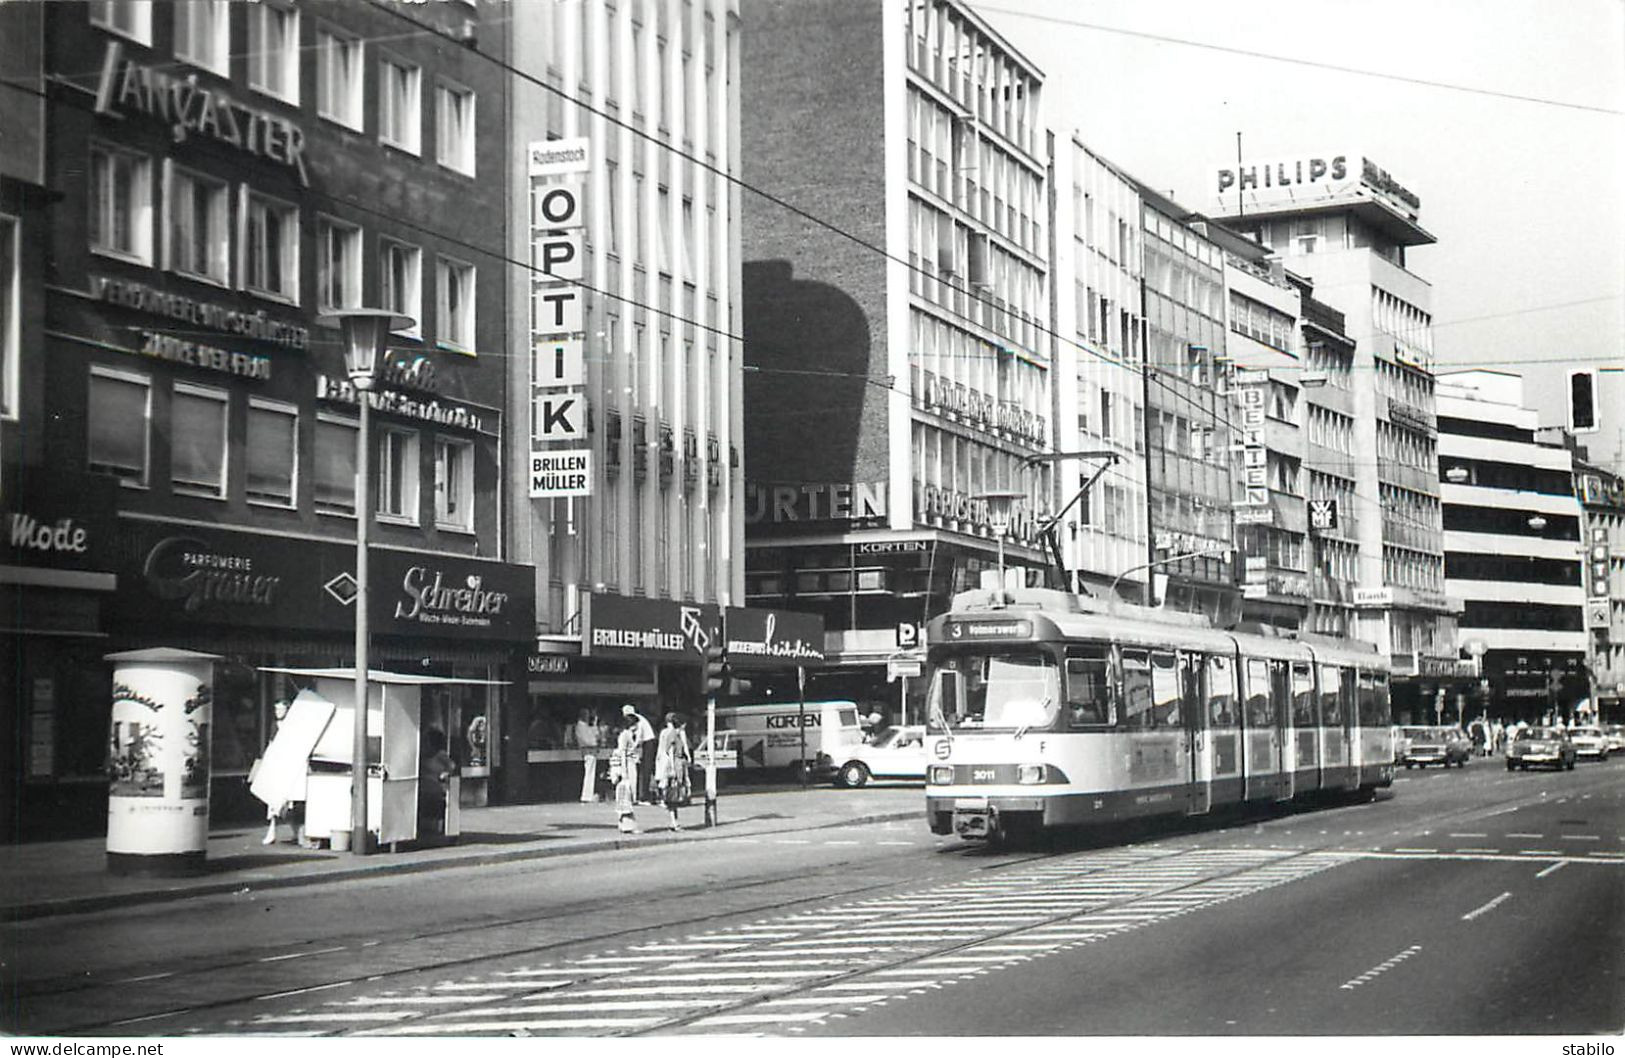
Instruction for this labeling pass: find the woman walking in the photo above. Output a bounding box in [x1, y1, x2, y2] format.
[610, 712, 641, 834]
[654, 712, 693, 832]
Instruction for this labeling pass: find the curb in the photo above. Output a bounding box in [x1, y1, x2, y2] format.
[4, 809, 922, 922]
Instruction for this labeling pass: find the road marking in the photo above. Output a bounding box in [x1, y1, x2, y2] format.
[822, 840, 860, 846]
[329, 995, 503, 1006]
[696, 1012, 828, 1025]
[438, 980, 571, 991]
[761, 995, 888, 1006]
[249, 1011, 416, 1024]
[1508, 832, 1544, 839]
[257, 946, 348, 963]
[1392, 847, 1436, 854]
[376, 1018, 658, 1034]
[258, 982, 350, 1001]
[1518, 850, 1563, 857]
[876, 841, 916, 846]
[1536, 861, 1568, 879]
[1447, 833, 1488, 838]
[433, 1000, 721, 1015]
[1339, 945, 1422, 990]
[1461, 892, 1513, 921]
[1456, 848, 1499, 854]
[774, 839, 811, 845]
[1560, 834, 1601, 841]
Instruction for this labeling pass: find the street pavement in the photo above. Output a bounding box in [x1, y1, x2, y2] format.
[0, 782, 923, 921]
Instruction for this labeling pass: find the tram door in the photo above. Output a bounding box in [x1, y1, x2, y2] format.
[1181, 652, 1212, 815]
[1273, 661, 1295, 801]
[1242, 658, 1280, 800]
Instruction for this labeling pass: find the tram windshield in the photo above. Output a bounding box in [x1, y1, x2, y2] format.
[927, 649, 1061, 731]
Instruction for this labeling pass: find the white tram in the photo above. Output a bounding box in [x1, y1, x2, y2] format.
[923, 587, 1395, 841]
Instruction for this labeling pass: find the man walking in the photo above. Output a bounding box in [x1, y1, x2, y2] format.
[623, 703, 657, 804]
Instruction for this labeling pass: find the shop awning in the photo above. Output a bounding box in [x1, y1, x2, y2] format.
[258, 666, 510, 685]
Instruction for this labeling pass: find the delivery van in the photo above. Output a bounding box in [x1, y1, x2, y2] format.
[709, 700, 865, 781]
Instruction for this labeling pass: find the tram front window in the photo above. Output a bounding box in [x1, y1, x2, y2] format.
[929, 650, 1060, 731]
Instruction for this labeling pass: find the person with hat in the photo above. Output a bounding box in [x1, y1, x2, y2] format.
[622, 703, 657, 803]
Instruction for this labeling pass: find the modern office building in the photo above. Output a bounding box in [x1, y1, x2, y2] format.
[740, 0, 1051, 713]
[1438, 370, 1587, 722]
[2, 0, 529, 838]
[1213, 151, 1459, 712]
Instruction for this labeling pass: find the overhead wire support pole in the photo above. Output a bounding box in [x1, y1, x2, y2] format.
[1022, 450, 1123, 593]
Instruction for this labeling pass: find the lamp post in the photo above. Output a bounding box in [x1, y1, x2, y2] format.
[976, 489, 1028, 593]
[323, 309, 414, 856]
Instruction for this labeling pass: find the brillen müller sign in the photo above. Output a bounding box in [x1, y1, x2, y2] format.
[529, 137, 593, 499]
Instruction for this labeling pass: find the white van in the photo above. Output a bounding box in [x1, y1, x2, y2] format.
[709, 700, 865, 781]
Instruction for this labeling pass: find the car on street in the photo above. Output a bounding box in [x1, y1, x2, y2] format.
[1567, 725, 1609, 761]
[1505, 726, 1577, 771]
[1400, 725, 1469, 768]
[1600, 724, 1625, 755]
[834, 725, 926, 787]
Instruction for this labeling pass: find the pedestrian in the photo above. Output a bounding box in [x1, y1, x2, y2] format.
[257, 699, 303, 845]
[622, 703, 657, 803]
[418, 728, 457, 842]
[654, 712, 693, 832]
[1469, 720, 1485, 757]
[1491, 719, 1504, 756]
[574, 707, 602, 803]
[610, 712, 641, 834]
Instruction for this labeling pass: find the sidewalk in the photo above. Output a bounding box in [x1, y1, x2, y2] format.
[1, 784, 923, 922]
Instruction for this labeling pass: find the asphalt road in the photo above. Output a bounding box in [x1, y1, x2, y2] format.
[6, 758, 1621, 1038]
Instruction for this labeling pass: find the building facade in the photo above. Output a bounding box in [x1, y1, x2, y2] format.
[3, 0, 529, 838]
[1573, 459, 1625, 722]
[740, 0, 1050, 715]
[1214, 151, 1459, 712]
[1438, 371, 1587, 723]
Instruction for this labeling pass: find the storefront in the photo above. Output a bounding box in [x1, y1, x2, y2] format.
[102, 521, 534, 826]
[1, 467, 122, 840]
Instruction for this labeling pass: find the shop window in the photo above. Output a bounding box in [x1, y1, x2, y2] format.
[314, 414, 358, 516]
[380, 55, 422, 155]
[318, 216, 361, 312]
[174, 1, 229, 75]
[434, 436, 474, 531]
[436, 81, 476, 176]
[89, 0, 151, 45]
[165, 162, 230, 285]
[89, 144, 153, 264]
[436, 257, 475, 352]
[378, 426, 420, 524]
[246, 398, 297, 507]
[316, 25, 364, 130]
[381, 239, 422, 336]
[248, 0, 299, 105]
[88, 366, 150, 487]
[241, 188, 298, 303]
[171, 382, 228, 498]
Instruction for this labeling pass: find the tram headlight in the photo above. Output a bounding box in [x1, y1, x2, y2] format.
[1017, 764, 1045, 785]
[929, 765, 954, 785]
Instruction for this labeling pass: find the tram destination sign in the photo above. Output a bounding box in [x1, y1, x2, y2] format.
[944, 618, 1032, 641]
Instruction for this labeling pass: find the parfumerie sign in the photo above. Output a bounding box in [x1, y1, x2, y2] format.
[529, 138, 592, 499]
[95, 41, 310, 186]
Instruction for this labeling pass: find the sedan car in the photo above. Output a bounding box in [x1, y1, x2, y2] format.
[1601, 724, 1625, 755]
[1506, 727, 1577, 771]
[1567, 725, 1609, 761]
[835, 725, 926, 787]
[1400, 726, 1469, 768]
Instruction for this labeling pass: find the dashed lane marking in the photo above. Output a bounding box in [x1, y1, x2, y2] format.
[1536, 861, 1568, 879]
[1339, 945, 1423, 990]
[1461, 892, 1513, 921]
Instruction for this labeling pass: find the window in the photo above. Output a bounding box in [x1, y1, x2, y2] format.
[380, 56, 422, 155]
[316, 26, 364, 129]
[89, 1, 151, 44]
[241, 189, 298, 302]
[88, 367, 150, 487]
[434, 437, 474, 530]
[314, 415, 358, 515]
[247, 1, 299, 104]
[317, 217, 361, 311]
[89, 145, 153, 263]
[1, 215, 17, 420]
[436, 82, 476, 176]
[1064, 651, 1113, 727]
[171, 383, 228, 498]
[436, 257, 475, 352]
[380, 240, 422, 335]
[246, 399, 297, 506]
[166, 163, 230, 284]
[1245, 658, 1274, 726]
[378, 427, 420, 523]
[174, 1, 229, 75]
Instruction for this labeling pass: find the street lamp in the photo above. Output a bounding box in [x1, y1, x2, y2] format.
[976, 489, 1028, 594]
[324, 308, 414, 856]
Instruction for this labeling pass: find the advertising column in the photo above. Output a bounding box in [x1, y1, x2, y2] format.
[104, 648, 220, 875]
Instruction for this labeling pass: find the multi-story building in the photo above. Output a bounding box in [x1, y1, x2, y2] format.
[1573, 459, 1625, 722]
[1213, 151, 1458, 714]
[1049, 140, 1147, 599]
[506, 0, 756, 792]
[2, 0, 530, 838]
[740, 0, 1050, 714]
[1438, 370, 1587, 723]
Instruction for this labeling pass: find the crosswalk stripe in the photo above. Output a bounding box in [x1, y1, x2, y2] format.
[375, 1017, 659, 1034]
[328, 995, 503, 1006]
[427, 1000, 722, 1015]
[249, 1012, 417, 1024]
[696, 1012, 829, 1025]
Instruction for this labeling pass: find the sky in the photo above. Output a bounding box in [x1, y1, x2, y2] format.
[970, 0, 1625, 381]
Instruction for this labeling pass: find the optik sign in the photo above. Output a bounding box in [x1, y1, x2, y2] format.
[529, 137, 593, 499]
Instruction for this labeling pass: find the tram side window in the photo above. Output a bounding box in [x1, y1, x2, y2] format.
[1065, 651, 1114, 727]
[1357, 671, 1390, 726]
[1208, 655, 1237, 728]
[1319, 664, 1343, 726]
[1120, 650, 1155, 731]
[1340, 667, 1357, 725]
[1291, 662, 1316, 727]
[1149, 652, 1181, 727]
[1245, 658, 1274, 727]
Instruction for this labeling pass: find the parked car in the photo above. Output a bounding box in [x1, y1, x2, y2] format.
[1603, 724, 1625, 755]
[1401, 725, 1468, 768]
[1506, 726, 1577, 771]
[834, 725, 926, 787]
[1567, 725, 1609, 761]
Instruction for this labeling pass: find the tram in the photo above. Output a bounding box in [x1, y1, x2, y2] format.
[923, 586, 1394, 842]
